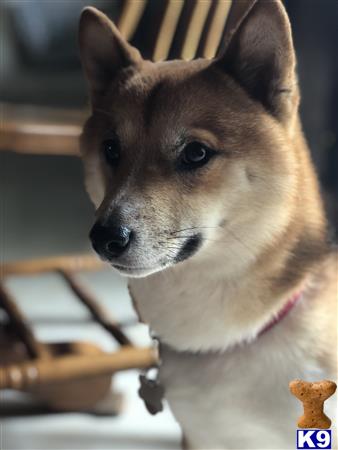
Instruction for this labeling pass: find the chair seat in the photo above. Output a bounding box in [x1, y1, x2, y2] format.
[0, 102, 87, 155]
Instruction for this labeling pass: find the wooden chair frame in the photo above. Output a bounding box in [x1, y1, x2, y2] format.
[0, 255, 156, 411]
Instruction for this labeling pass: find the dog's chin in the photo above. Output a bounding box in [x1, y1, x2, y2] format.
[111, 263, 170, 278]
[110, 233, 204, 278]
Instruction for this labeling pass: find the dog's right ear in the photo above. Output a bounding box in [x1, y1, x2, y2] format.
[79, 7, 142, 96]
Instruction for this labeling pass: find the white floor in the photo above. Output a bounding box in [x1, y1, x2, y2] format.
[0, 152, 181, 450]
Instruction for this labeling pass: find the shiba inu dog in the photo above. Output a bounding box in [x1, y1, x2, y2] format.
[79, 1, 337, 448]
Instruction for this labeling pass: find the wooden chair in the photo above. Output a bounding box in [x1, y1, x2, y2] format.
[0, 0, 232, 413]
[0, 255, 156, 412]
[0, 0, 232, 157]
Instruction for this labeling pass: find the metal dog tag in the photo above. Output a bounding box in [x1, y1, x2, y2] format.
[138, 373, 164, 415]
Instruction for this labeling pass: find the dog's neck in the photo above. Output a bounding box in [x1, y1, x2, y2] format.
[130, 124, 329, 353]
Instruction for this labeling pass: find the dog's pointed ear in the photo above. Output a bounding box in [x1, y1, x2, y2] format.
[79, 7, 142, 95]
[216, 0, 298, 123]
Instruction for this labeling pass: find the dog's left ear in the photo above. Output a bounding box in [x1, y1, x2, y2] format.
[79, 7, 142, 96]
[216, 0, 298, 124]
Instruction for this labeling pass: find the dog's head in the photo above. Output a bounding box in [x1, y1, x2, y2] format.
[79, 0, 300, 277]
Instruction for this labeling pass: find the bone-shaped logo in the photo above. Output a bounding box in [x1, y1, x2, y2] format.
[289, 380, 337, 429]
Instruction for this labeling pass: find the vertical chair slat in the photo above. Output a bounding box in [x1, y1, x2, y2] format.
[118, 0, 147, 40]
[179, 0, 213, 60]
[201, 0, 232, 59]
[152, 0, 185, 62]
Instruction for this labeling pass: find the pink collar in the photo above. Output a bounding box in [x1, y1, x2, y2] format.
[258, 290, 303, 337]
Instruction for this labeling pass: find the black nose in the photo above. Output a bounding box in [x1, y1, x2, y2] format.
[89, 221, 132, 259]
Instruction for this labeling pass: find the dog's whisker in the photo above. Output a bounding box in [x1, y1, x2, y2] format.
[163, 246, 182, 252]
[170, 226, 222, 235]
[164, 250, 177, 260]
[162, 229, 256, 258]
[165, 236, 192, 240]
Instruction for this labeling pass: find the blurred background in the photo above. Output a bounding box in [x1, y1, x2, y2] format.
[0, 1, 337, 449]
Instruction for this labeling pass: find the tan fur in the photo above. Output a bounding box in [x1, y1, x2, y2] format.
[79, 2, 337, 448]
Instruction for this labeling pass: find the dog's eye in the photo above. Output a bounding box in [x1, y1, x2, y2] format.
[179, 142, 215, 170]
[102, 139, 120, 166]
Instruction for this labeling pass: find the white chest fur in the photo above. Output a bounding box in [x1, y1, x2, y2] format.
[129, 259, 296, 353]
[129, 268, 337, 449]
[158, 332, 336, 449]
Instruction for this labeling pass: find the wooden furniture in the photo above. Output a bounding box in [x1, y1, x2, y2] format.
[0, 103, 86, 156]
[0, 0, 232, 157]
[0, 255, 157, 412]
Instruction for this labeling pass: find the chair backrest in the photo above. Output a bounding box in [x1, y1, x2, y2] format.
[117, 0, 232, 61]
[0, 1, 233, 156]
